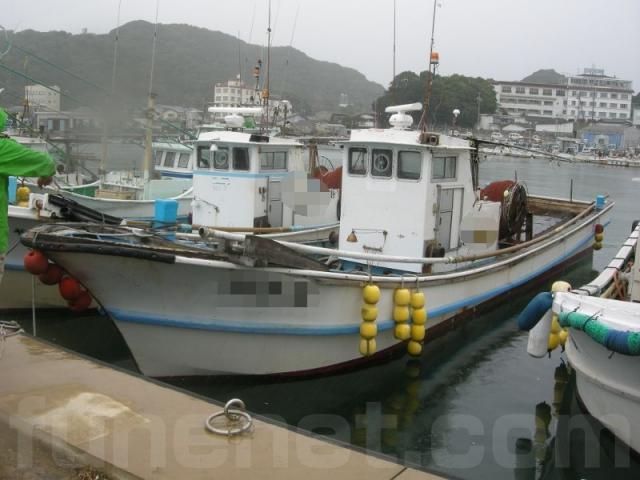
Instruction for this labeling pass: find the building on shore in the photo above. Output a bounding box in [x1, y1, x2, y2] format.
[565, 68, 633, 122]
[491, 81, 566, 120]
[492, 68, 633, 124]
[209, 76, 292, 124]
[25, 84, 61, 112]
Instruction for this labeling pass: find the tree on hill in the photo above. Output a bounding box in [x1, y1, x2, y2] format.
[521, 69, 567, 85]
[0, 21, 384, 115]
[375, 71, 497, 129]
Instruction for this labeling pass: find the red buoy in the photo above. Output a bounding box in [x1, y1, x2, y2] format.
[23, 250, 49, 275]
[69, 291, 92, 312]
[59, 277, 82, 301]
[39, 264, 64, 285]
[594, 223, 604, 234]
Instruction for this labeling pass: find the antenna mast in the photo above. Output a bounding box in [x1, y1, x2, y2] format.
[262, 0, 272, 130]
[392, 0, 396, 84]
[143, 0, 160, 195]
[101, 0, 123, 177]
[419, 0, 439, 132]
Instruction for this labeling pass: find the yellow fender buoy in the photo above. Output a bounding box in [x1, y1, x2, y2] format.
[394, 323, 411, 341]
[359, 283, 380, 356]
[394, 288, 411, 306]
[407, 340, 422, 357]
[411, 325, 426, 342]
[411, 308, 427, 326]
[360, 318, 378, 339]
[393, 305, 410, 323]
[547, 333, 560, 351]
[363, 284, 380, 304]
[359, 338, 376, 356]
[16, 185, 31, 203]
[410, 291, 425, 309]
[558, 329, 568, 346]
[361, 305, 378, 322]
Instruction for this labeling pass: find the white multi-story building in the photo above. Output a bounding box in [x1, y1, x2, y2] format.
[565, 68, 633, 121]
[493, 68, 634, 122]
[25, 84, 61, 112]
[211, 76, 293, 123]
[213, 77, 259, 108]
[492, 81, 566, 119]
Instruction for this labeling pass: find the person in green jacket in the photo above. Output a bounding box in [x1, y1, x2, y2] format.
[0, 108, 55, 284]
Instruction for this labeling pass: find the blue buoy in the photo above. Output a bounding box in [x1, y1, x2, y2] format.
[8, 177, 17, 204]
[595, 195, 606, 210]
[517, 292, 553, 331]
[154, 199, 178, 239]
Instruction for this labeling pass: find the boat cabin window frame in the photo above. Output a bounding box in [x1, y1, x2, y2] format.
[259, 150, 288, 171]
[371, 148, 393, 178]
[197, 145, 212, 169]
[232, 147, 251, 171]
[154, 150, 163, 166]
[213, 147, 230, 170]
[432, 156, 457, 181]
[163, 151, 176, 168]
[177, 152, 190, 169]
[397, 150, 422, 181]
[348, 147, 368, 176]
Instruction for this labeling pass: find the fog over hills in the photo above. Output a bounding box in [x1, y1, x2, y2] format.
[0, 21, 384, 114]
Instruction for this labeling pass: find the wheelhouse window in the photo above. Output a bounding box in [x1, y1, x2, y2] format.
[163, 152, 175, 168]
[177, 153, 190, 168]
[432, 156, 456, 180]
[233, 147, 250, 171]
[348, 148, 367, 175]
[260, 151, 288, 170]
[371, 149, 392, 177]
[154, 151, 162, 166]
[200, 145, 230, 170]
[398, 151, 421, 180]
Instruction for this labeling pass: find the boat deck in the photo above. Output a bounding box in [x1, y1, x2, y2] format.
[0, 334, 443, 479]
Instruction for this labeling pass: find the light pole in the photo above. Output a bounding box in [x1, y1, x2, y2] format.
[452, 108, 460, 135]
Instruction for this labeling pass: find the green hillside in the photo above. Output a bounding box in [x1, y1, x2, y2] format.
[521, 69, 567, 85]
[0, 21, 383, 114]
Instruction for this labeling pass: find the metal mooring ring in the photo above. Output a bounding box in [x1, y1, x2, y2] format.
[205, 398, 253, 436]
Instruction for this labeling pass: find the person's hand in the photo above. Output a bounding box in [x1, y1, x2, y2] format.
[37, 176, 53, 188]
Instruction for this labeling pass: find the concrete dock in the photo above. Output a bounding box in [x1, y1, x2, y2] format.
[0, 334, 444, 479]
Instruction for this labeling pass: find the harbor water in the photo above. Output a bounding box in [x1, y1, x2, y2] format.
[4, 155, 640, 479]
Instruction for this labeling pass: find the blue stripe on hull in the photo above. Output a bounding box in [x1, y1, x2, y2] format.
[160, 171, 193, 179]
[111, 230, 596, 336]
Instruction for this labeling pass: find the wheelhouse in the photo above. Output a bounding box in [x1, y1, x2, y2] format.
[338, 129, 477, 273]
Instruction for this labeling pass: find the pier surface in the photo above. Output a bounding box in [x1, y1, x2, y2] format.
[0, 334, 443, 479]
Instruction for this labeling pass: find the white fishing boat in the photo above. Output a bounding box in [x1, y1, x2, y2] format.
[152, 140, 194, 179]
[21, 103, 613, 376]
[520, 223, 640, 453]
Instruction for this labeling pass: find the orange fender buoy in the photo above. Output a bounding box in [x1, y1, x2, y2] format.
[59, 277, 82, 301]
[23, 250, 49, 275]
[69, 291, 92, 312]
[39, 264, 64, 285]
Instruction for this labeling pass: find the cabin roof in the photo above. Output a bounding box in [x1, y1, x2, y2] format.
[347, 129, 474, 150]
[196, 130, 302, 147]
[152, 141, 193, 152]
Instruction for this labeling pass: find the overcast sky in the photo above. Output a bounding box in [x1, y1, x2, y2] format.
[3, 0, 639, 91]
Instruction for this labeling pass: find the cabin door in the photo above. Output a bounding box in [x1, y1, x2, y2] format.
[267, 178, 283, 227]
[436, 185, 463, 250]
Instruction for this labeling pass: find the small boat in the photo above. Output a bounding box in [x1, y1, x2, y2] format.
[21, 103, 614, 376]
[519, 222, 640, 453]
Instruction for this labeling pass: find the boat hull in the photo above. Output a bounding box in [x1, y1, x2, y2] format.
[42, 204, 609, 376]
[566, 330, 640, 454]
[1, 215, 66, 310]
[56, 190, 192, 220]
